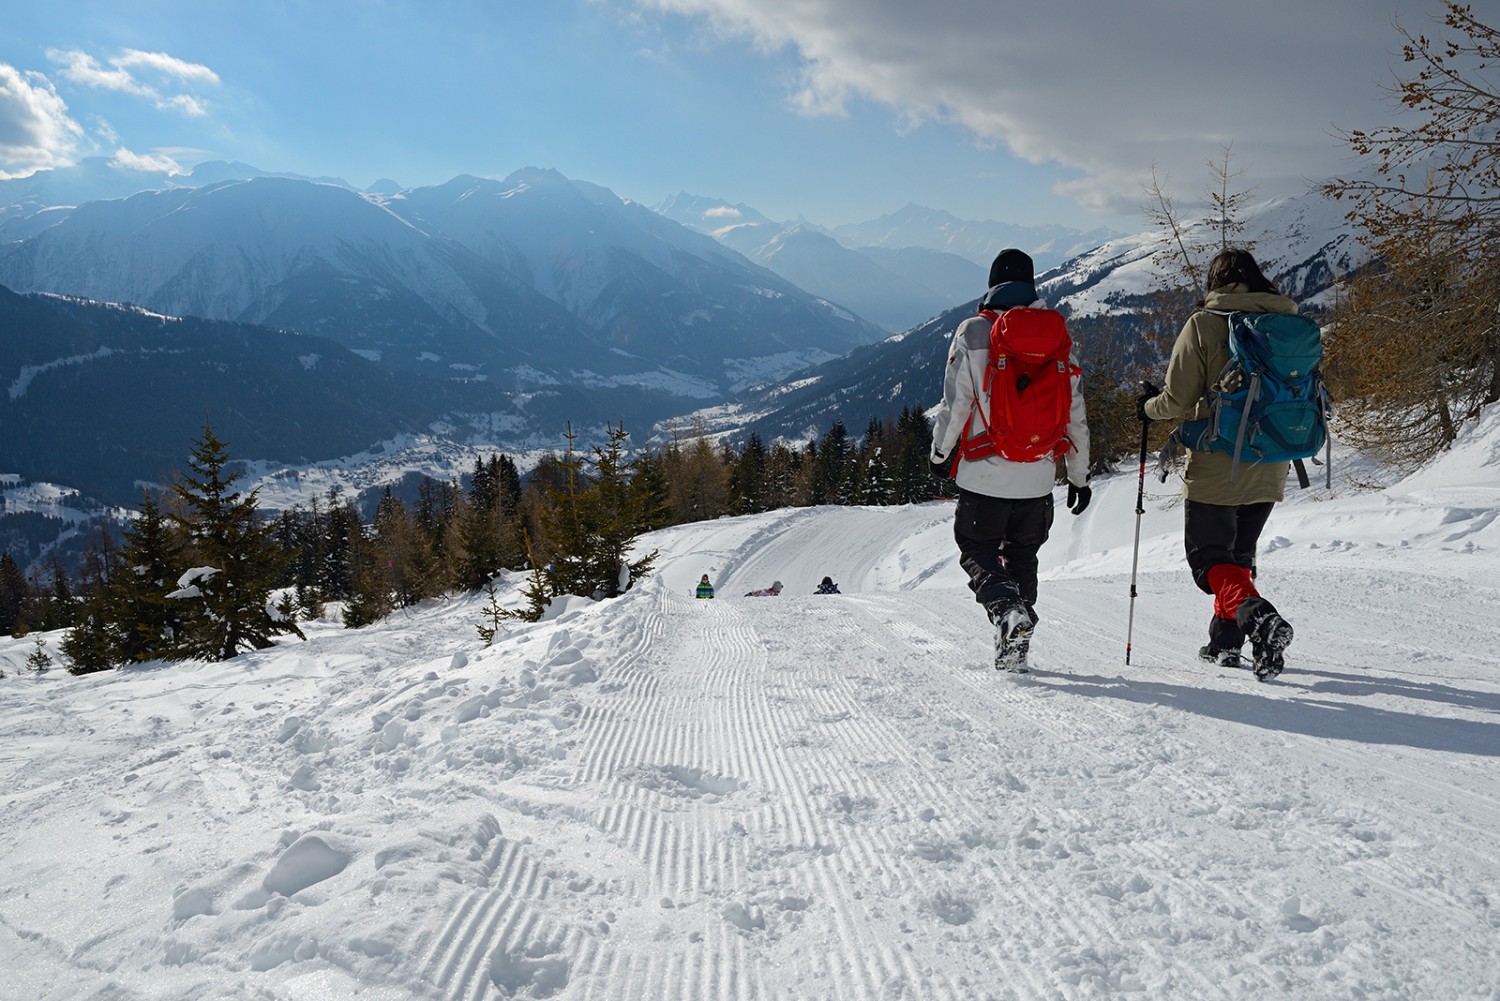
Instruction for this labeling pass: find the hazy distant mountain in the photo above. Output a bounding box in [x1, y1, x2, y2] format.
[832, 204, 1123, 273]
[389, 171, 881, 384]
[0, 158, 349, 239]
[853, 246, 986, 308]
[656, 192, 979, 332]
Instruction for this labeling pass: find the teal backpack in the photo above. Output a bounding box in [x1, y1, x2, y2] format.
[1177, 310, 1332, 487]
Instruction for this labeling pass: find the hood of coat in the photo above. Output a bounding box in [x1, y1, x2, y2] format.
[979, 280, 1041, 312]
[1203, 286, 1298, 315]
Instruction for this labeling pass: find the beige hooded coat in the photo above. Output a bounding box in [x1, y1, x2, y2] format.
[1143, 286, 1299, 505]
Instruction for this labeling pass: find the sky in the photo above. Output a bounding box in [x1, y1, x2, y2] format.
[0, 0, 1426, 232]
[3, 409, 1499, 998]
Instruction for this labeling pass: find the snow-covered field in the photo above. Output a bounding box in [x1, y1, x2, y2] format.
[3, 414, 1498, 1000]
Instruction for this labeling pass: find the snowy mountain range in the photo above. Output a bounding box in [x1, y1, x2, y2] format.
[0, 168, 881, 395]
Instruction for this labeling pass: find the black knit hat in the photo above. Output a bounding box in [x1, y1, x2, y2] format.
[988, 248, 1034, 288]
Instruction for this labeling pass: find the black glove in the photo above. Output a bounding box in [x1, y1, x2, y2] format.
[1136, 380, 1161, 424]
[929, 457, 951, 480]
[1067, 482, 1092, 515]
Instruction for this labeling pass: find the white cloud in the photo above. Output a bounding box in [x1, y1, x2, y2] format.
[0, 63, 84, 176]
[90, 116, 120, 145]
[704, 205, 742, 219]
[46, 47, 220, 118]
[628, 0, 1406, 217]
[109, 147, 183, 174]
[158, 93, 209, 117]
[114, 49, 221, 86]
[47, 49, 147, 95]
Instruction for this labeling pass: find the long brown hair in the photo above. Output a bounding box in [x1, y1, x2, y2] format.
[1205, 248, 1277, 295]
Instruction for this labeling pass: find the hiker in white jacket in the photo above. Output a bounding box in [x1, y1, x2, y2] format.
[928, 249, 1091, 670]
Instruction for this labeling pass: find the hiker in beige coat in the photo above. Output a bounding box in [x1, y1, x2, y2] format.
[1140, 249, 1297, 680]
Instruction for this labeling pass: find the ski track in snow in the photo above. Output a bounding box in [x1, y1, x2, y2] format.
[2, 454, 1499, 999]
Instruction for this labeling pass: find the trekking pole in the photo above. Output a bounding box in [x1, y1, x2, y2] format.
[1125, 406, 1151, 665]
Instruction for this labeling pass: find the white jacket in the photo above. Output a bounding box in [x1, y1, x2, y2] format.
[928, 302, 1090, 499]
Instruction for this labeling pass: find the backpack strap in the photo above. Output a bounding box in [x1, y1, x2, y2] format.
[957, 310, 1001, 461]
[1228, 369, 1261, 482]
[1291, 458, 1311, 489]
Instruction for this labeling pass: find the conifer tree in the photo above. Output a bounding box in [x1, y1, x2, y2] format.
[455, 459, 524, 592]
[538, 424, 593, 598]
[26, 635, 52, 673]
[764, 442, 801, 510]
[729, 433, 769, 514]
[667, 435, 730, 523]
[894, 405, 935, 503]
[627, 451, 674, 532]
[817, 421, 854, 505]
[476, 581, 505, 645]
[109, 493, 188, 663]
[372, 488, 438, 607]
[316, 491, 360, 603]
[342, 522, 393, 628]
[39, 554, 77, 631]
[168, 422, 304, 661]
[0, 553, 28, 636]
[61, 589, 116, 674]
[579, 423, 658, 598]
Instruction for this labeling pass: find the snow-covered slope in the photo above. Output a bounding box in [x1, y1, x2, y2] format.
[3, 410, 1497, 999]
[1042, 188, 1365, 317]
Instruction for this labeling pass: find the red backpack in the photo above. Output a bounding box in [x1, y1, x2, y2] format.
[957, 307, 1079, 464]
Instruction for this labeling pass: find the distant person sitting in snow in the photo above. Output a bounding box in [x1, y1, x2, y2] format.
[695, 574, 715, 599]
[814, 576, 841, 594]
[745, 581, 783, 597]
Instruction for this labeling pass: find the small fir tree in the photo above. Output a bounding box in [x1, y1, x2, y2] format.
[26, 635, 53, 673]
[168, 422, 304, 660]
[476, 580, 505, 645]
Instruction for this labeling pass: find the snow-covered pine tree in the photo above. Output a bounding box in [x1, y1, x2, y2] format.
[168, 423, 304, 661]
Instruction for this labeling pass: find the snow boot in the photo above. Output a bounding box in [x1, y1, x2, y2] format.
[1236, 597, 1293, 681]
[992, 603, 1034, 673]
[1198, 615, 1245, 669]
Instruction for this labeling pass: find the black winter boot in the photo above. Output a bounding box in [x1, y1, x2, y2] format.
[992, 602, 1034, 673]
[1236, 597, 1294, 681]
[1198, 615, 1245, 669]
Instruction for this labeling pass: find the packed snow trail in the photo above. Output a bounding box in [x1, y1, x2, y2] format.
[2, 456, 1499, 998]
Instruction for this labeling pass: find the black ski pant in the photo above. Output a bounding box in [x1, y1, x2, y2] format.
[1185, 500, 1275, 646]
[954, 488, 1054, 622]
[1183, 500, 1275, 594]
